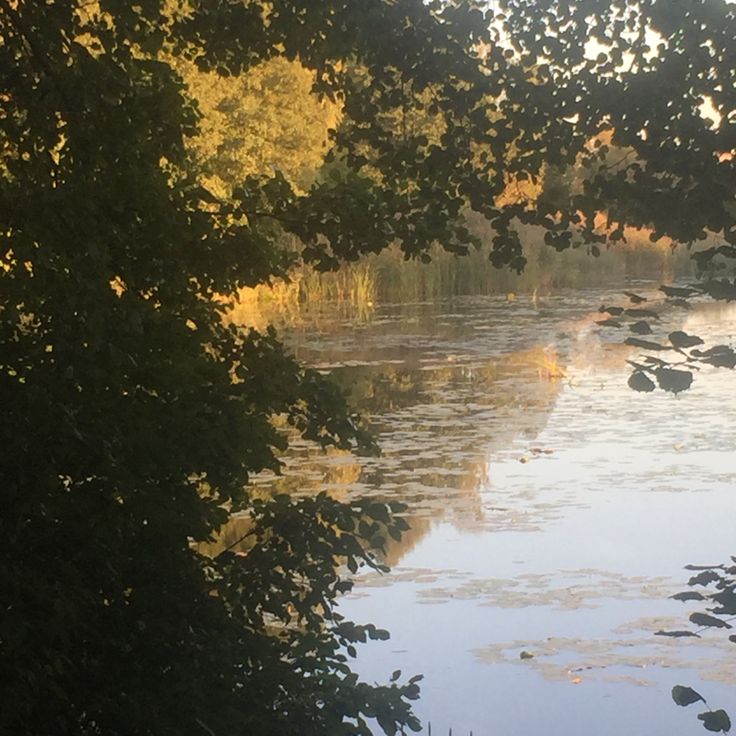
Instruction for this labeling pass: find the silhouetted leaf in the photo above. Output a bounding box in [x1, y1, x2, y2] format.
[672, 685, 705, 706]
[629, 320, 652, 335]
[690, 613, 732, 629]
[643, 356, 669, 367]
[700, 279, 736, 302]
[698, 710, 731, 733]
[711, 588, 736, 615]
[669, 331, 705, 349]
[703, 354, 736, 369]
[625, 337, 669, 351]
[656, 368, 693, 394]
[624, 291, 647, 303]
[672, 591, 706, 601]
[689, 570, 721, 585]
[692, 346, 736, 369]
[691, 345, 733, 358]
[625, 308, 659, 319]
[656, 630, 701, 638]
[628, 371, 655, 392]
[660, 285, 698, 298]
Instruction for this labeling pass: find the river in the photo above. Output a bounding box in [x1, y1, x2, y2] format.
[240, 283, 736, 735]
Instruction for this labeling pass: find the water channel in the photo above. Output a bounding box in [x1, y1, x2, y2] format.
[242, 283, 736, 735]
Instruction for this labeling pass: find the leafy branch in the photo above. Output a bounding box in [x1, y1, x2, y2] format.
[658, 559, 736, 733]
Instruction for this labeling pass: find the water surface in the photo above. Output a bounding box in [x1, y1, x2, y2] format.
[255, 286, 736, 735]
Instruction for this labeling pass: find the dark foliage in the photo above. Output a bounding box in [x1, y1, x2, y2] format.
[1, 0, 734, 733]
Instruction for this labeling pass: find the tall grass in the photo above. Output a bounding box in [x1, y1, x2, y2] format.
[226, 222, 699, 325]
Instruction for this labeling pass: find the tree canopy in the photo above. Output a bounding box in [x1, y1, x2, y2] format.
[1, 1, 734, 734]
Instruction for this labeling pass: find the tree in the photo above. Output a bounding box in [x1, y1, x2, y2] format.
[1, 1, 734, 734]
[180, 55, 340, 196]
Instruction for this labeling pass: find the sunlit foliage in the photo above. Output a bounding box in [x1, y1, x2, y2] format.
[182, 56, 340, 196]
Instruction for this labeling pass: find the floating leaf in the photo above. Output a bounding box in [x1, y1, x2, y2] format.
[672, 685, 705, 706]
[698, 710, 731, 733]
[599, 305, 624, 316]
[628, 371, 655, 392]
[519, 650, 534, 660]
[596, 319, 622, 328]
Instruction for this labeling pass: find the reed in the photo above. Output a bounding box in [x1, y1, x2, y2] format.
[224, 223, 699, 326]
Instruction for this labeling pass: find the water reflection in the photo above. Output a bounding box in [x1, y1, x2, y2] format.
[217, 286, 736, 735]
[239, 288, 694, 557]
[248, 339, 569, 561]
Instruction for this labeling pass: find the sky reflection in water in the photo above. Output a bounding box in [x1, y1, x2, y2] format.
[261, 286, 736, 735]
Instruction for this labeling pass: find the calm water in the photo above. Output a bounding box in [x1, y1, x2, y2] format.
[250, 284, 736, 735]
